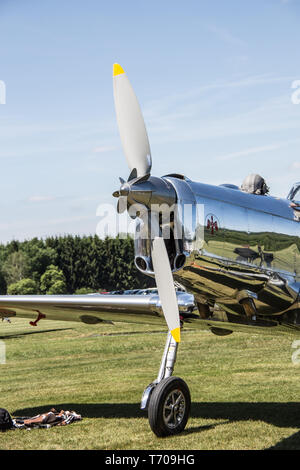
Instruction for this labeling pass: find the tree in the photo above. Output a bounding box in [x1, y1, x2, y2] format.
[2, 251, 28, 285]
[74, 287, 95, 294]
[40, 265, 67, 294]
[7, 278, 38, 295]
[0, 270, 7, 294]
[0, 234, 154, 295]
[22, 242, 57, 283]
[47, 280, 67, 295]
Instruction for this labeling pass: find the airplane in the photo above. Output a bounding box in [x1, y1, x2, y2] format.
[0, 64, 299, 437]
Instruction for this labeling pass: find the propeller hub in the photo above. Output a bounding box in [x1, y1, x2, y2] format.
[119, 183, 130, 197]
[118, 176, 177, 210]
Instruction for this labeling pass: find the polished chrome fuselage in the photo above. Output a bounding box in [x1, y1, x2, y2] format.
[135, 175, 300, 335]
[1, 175, 300, 337]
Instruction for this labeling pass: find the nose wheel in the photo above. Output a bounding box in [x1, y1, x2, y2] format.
[148, 376, 191, 437]
[141, 330, 191, 437]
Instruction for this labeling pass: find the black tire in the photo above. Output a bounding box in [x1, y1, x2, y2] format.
[148, 376, 191, 437]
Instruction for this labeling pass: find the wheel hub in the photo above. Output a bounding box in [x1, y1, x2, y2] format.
[163, 389, 186, 429]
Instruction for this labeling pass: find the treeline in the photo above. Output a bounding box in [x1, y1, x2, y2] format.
[0, 235, 154, 295]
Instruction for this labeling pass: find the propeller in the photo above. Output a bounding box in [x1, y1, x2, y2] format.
[113, 63, 152, 178]
[152, 237, 181, 343]
[112, 63, 180, 343]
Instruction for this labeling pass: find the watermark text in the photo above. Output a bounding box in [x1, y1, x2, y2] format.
[0, 80, 6, 104]
[0, 340, 6, 364]
[291, 340, 300, 365]
[96, 202, 204, 242]
[291, 80, 300, 105]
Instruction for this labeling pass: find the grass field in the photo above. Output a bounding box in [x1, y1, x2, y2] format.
[1, 317, 300, 450]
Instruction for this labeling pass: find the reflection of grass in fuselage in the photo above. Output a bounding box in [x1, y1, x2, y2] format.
[203, 239, 224, 257]
[224, 241, 296, 272]
[182, 262, 264, 300]
[224, 229, 299, 251]
[195, 229, 298, 302]
[273, 245, 297, 272]
[220, 228, 298, 273]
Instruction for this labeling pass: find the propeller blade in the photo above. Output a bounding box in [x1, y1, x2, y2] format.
[113, 64, 152, 178]
[151, 237, 181, 343]
[117, 196, 127, 214]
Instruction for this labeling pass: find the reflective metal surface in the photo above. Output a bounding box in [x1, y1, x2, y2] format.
[176, 178, 300, 334]
[1, 175, 300, 338]
[134, 176, 300, 336]
[0, 291, 195, 325]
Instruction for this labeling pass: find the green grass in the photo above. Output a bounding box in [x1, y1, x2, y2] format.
[0, 317, 300, 449]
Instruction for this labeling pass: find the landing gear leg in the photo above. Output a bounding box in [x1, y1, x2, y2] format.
[140, 331, 191, 437]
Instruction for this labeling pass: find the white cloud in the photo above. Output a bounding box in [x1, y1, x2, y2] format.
[28, 195, 56, 203]
[145, 90, 300, 145]
[216, 139, 300, 161]
[205, 24, 246, 47]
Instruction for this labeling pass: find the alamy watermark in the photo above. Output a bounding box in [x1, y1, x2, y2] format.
[0, 80, 6, 104]
[291, 340, 300, 365]
[96, 202, 205, 241]
[0, 340, 6, 364]
[291, 80, 300, 105]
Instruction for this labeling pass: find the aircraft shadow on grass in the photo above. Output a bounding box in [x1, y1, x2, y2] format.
[13, 401, 300, 449]
[0, 328, 72, 341]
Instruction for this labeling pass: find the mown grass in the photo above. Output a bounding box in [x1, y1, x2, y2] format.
[0, 317, 300, 450]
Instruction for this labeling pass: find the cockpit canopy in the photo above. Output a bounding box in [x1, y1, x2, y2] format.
[287, 182, 300, 202]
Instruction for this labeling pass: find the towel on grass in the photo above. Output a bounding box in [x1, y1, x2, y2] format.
[12, 408, 82, 429]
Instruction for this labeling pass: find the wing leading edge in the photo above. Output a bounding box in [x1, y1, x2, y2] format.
[0, 293, 195, 327]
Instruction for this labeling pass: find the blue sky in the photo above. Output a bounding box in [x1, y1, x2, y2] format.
[0, 0, 299, 242]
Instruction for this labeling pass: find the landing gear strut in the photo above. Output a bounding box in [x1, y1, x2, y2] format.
[140, 331, 191, 437]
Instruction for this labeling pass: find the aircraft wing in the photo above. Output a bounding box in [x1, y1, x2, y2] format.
[0, 292, 195, 327]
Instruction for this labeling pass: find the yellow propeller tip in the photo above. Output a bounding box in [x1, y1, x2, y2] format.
[171, 327, 181, 343]
[113, 63, 125, 77]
